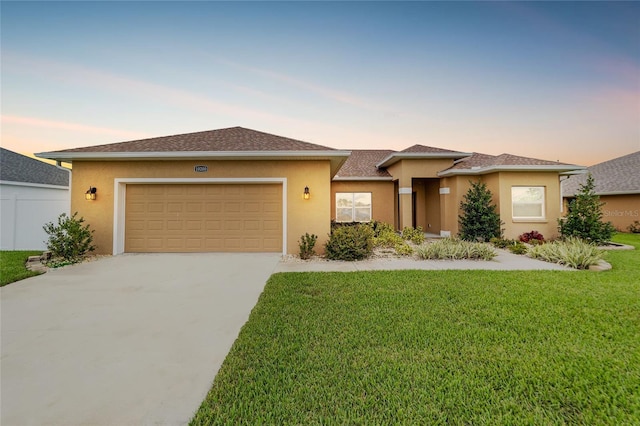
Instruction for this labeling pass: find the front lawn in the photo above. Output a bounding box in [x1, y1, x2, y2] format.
[192, 234, 640, 424]
[0, 250, 43, 286]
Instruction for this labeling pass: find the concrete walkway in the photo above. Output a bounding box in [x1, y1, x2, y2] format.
[1, 253, 281, 426]
[274, 249, 572, 272]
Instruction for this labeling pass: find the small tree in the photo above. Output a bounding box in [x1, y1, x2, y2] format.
[43, 212, 95, 263]
[559, 174, 615, 244]
[458, 180, 503, 242]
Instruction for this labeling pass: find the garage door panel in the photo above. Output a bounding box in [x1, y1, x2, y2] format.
[125, 184, 282, 253]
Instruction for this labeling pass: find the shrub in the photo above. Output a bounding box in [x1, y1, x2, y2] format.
[415, 238, 497, 261]
[298, 233, 318, 260]
[43, 212, 95, 263]
[628, 220, 640, 233]
[519, 230, 545, 244]
[527, 237, 604, 269]
[490, 237, 511, 249]
[559, 174, 615, 244]
[370, 221, 395, 238]
[394, 242, 414, 256]
[401, 226, 425, 245]
[508, 241, 528, 255]
[458, 181, 503, 242]
[325, 224, 374, 261]
[372, 223, 403, 248]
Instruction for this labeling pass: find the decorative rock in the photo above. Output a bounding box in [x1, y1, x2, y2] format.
[589, 260, 612, 272]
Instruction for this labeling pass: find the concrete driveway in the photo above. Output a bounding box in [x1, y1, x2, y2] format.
[1, 253, 280, 425]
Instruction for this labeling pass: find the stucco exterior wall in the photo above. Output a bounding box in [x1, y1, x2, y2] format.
[496, 172, 563, 240]
[0, 182, 70, 250]
[599, 194, 640, 231]
[330, 180, 395, 225]
[440, 172, 563, 240]
[388, 158, 456, 229]
[70, 160, 332, 255]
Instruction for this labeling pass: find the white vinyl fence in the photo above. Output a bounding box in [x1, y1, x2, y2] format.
[1, 182, 70, 250]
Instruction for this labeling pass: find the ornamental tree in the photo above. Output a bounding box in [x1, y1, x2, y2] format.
[559, 173, 615, 244]
[458, 180, 503, 242]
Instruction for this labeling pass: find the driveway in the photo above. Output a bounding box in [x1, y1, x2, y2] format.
[1, 253, 280, 425]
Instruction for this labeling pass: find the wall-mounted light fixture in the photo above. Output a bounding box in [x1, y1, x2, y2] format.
[85, 187, 97, 201]
[303, 186, 310, 200]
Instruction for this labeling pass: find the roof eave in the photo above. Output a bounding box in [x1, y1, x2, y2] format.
[438, 165, 586, 177]
[36, 150, 351, 161]
[36, 150, 352, 180]
[376, 152, 472, 169]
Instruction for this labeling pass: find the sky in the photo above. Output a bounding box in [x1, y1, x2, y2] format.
[1, 1, 639, 166]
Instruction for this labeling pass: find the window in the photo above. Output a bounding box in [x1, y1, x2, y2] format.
[336, 192, 372, 222]
[512, 186, 545, 220]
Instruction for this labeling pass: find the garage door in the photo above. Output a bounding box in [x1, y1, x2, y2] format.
[125, 184, 282, 252]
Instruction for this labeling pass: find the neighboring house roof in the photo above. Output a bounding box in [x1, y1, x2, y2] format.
[333, 150, 394, 180]
[438, 152, 583, 176]
[0, 147, 69, 187]
[563, 151, 640, 196]
[36, 126, 351, 177]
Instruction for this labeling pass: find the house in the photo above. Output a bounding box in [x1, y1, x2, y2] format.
[36, 127, 583, 255]
[1, 148, 70, 250]
[562, 151, 640, 232]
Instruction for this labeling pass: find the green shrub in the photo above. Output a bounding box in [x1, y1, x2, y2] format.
[370, 221, 395, 238]
[489, 237, 511, 249]
[508, 241, 528, 255]
[401, 226, 425, 245]
[43, 212, 95, 263]
[628, 220, 640, 233]
[325, 224, 374, 261]
[415, 238, 497, 261]
[372, 226, 403, 248]
[298, 233, 318, 260]
[559, 174, 615, 244]
[527, 237, 604, 269]
[458, 181, 503, 242]
[394, 242, 414, 256]
[490, 238, 527, 254]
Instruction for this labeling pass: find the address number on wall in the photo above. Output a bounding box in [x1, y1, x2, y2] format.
[194, 165, 208, 173]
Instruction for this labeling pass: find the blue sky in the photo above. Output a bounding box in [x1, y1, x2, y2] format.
[2, 1, 638, 165]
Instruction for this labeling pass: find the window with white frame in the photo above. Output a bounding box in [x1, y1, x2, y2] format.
[512, 186, 545, 219]
[336, 192, 372, 222]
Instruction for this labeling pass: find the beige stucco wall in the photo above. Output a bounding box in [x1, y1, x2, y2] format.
[388, 158, 456, 230]
[330, 181, 395, 225]
[440, 172, 563, 240]
[598, 194, 640, 231]
[70, 160, 332, 255]
[496, 172, 563, 240]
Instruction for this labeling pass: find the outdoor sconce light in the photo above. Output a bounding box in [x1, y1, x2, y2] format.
[85, 187, 97, 201]
[303, 186, 310, 200]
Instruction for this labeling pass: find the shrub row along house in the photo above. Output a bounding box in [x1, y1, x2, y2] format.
[562, 151, 640, 232]
[37, 127, 585, 255]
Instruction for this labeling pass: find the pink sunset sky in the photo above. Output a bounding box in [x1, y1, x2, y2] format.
[2, 2, 638, 166]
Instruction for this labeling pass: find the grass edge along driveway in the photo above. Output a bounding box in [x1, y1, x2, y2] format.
[191, 233, 639, 425]
[0, 251, 42, 286]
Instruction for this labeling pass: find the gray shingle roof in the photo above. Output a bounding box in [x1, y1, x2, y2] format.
[446, 152, 575, 171]
[49, 126, 335, 153]
[334, 150, 394, 179]
[563, 151, 640, 196]
[1, 148, 69, 186]
[400, 144, 468, 155]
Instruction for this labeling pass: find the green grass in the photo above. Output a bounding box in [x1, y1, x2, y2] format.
[0, 250, 43, 286]
[192, 234, 640, 425]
